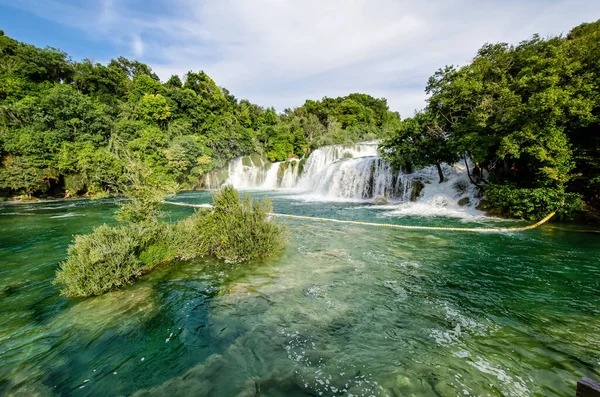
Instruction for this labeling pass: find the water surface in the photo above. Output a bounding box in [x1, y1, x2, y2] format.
[1, 191, 599, 396]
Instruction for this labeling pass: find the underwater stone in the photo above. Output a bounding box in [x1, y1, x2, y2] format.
[372, 197, 388, 205]
[458, 197, 471, 206]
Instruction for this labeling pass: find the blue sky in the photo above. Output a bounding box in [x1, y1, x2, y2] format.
[1, 0, 599, 117]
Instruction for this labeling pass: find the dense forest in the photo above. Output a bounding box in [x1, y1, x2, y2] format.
[1, 20, 599, 220]
[381, 20, 600, 219]
[0, 29, 398, 198]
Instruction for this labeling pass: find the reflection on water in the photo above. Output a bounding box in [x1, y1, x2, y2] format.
[1, 191, 599, 396]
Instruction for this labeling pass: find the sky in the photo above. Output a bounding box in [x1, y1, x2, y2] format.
[1, 0, 599, 117]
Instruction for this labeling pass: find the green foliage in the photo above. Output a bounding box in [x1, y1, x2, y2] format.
[0, 156, 47, 192]
[113, 157, 178, 224]
[381, 20, 600, 217]
[422, 26, 600, 191]
[166, 215, 211, 261]
[198, 186, 287, 263]
[481, 184, 583, 220]
[138, 93, 171, 122]
[63, 173, 86, 194]
[73, 59, 127, 97]
[380, 111, 458, 182]
[3, 24, 599, 220]
[54, 223, 147, 297]
[267, 133, 295, 161]
[54, 187, 286, 297]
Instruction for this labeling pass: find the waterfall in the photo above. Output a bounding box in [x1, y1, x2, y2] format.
[296, 142, 378, 188]
[205, 142, 481, 208]
[395, 173, 413, 202]
[224, 157, 266, 189]
[206, 156, 302, 191]
[261, 163, 279, 189]
[280, 159, 300, 188]
[303, 157, 399, 199]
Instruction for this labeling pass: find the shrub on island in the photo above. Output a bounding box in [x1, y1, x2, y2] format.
[54, 186, 287, 297]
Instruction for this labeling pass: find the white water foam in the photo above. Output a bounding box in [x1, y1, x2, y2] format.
[49, 213, 85, 219]
[379, 162, 486, 220]
[262, 162, 280, 189]
[469, 357, 529, 397]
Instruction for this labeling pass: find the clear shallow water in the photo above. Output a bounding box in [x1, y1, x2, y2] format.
[1, 191, 599, 396]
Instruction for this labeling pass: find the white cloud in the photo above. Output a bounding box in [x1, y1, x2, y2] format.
[131, 34, 144, 57]
[3, 0, 600, 117]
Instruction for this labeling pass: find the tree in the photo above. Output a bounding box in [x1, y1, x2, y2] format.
[138, 94, 171, 124]
[381, 111, 458, 183]
[165, 74, 182, 89]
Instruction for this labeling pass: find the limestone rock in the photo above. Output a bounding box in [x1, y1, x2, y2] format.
[458, 197, 471, 206]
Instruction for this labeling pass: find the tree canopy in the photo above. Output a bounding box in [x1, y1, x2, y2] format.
[382, 20, 600, 219]
[0, 30, 396, 197]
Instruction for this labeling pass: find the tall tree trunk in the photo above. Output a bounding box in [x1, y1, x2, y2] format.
[436, 162, 444, 183]
[464, 154, 483, 188]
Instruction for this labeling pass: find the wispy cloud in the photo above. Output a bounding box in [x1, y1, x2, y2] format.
[131, 34, 144, 57]
[2, 0, 600, 116]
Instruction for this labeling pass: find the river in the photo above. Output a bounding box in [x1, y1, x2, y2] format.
[1, 188, 599, 396]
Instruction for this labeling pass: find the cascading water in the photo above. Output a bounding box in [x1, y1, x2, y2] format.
[223, 157, 267, 189]
[206, 142, 481, 211]
[206, 156, 302, 191]
[300, 156, 405, 200]
[261, 162, 279, 189]
[280, 159, 300, 188]
[296, 143, 378, 187]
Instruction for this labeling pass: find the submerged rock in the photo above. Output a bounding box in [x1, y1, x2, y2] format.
[52, 285, 157, 331]
[372, 197, 388, 205]
[302, 284, 327, 298]
[2, 378, 55, 397]
[306, 248, 350, 259]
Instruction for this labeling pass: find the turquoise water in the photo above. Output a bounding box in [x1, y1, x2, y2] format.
[1, 191, 599, 396]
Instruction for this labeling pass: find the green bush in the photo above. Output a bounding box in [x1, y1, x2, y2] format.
[54, 187, 286, 297]
[54, 224, 147, 297]
[167, 216, 210, 261]
[139, 242, 176, 268]
[199, 186, 287, 263]
[481, 184, 583, 220]
[63, 174, 86, 195]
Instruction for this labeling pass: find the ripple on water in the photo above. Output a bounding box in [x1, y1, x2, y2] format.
[382, 280, 408, 301]
[281, 329, 390, 397]
[49, 213, 85, 219]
